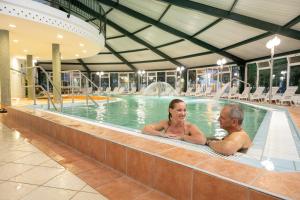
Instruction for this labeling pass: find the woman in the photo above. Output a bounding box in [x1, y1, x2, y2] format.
[142, 99, 207, 145]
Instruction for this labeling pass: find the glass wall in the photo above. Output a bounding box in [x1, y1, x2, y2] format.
[129, 73, 136, 90]
[157, 72, 165, 82]
[247, 63, 257, 93]
[101, 73, 109, 90]
[290, 65, 300, 94]
[110, 73, 118, 90]
[147, 72, 156, 85]
[119, 73, 129, 91]
[166, 71, 176, 88]
[273, 58, 287, 93]
[258, 69, 270, 90]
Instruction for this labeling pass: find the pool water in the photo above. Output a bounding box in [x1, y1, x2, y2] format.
[59, 95, 267, 139]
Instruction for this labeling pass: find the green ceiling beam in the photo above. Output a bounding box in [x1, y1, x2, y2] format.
[78, 59, 91, 73]
[69, 0, 183, 67]
[98, 0, 245, 64]
[161, 0, 300, 40]
[106, 44, 137, 71]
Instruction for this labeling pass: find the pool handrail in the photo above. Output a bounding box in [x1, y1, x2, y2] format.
[25, 65, 63, 112]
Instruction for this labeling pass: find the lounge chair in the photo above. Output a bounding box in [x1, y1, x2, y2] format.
[292, 95, 300, 105]
[250, 87, 265, 102]
[278, 86, 298, 105]
[263, 87, 279, 102]
[238, 87, 251, 100]
[222, 86, 238, 99]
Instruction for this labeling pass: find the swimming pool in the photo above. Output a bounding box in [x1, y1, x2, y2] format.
[57, 95, 267, 140]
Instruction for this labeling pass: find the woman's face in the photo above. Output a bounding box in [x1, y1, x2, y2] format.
[169, 102, 186, 121]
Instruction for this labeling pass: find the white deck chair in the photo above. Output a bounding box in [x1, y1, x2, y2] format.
[239, 87, 251, 100]
[205, 87, 213, 97]
[118, 87, 125, 94]
[183, 87, 193, 96]
[278, 86, 298, 105]
[292, 95, 300, 105]
[263, 87, 279, 102]
[129, 86, 137, 94]
[111, 87, 119, 94]
[250, 87, 265, 102]
[104, 87, 111, 95]
[193, 86, 205, 96]
[222, 86, 238, 99]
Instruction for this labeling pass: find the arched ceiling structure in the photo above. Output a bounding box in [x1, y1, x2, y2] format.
[38, 0, 300, 72]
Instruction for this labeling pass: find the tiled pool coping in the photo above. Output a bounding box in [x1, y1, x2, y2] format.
[3, 106, 300, 199]
[36, 97, 300, 172]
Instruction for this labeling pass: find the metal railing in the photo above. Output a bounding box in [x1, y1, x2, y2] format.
[62, 70, 100, 106]
[35, 0, 106, 38]
[232, 78, 251, 100]
[25, 66, 63, 112]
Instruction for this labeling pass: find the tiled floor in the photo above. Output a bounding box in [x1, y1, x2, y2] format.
[0, 115, 173, 200]
[0, 121, 108, 200]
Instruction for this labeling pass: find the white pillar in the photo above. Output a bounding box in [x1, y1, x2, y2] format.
[0, 30, 11, 107]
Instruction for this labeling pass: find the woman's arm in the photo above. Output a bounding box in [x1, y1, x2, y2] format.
[182, 124, 207, 145]
[142, 121, 167, 137]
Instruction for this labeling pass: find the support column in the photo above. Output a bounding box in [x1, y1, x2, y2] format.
[52, 43, 61, 103]
[26, 55, 34, 99]
[0, 30, 11, 107]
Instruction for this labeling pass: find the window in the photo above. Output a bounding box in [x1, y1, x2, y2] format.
[157, 72, 165, 82]
[273, 58, 287, 93]
[247, 63, 257, 93]
[110, 73, 118, 90]
[258, 69, 270, 90]
[290, 65, 300, 94]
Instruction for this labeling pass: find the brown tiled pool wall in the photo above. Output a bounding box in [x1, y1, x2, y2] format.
[4, 107, 291, 200]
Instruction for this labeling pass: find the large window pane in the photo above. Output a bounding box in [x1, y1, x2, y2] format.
[167, 76, 176, 88]
[290, 65, 300, 94]
[247, 63, 257, 93]
[258, 69, 270, 90]
[157, 72, 165, 82]
[110, 73, 118, 90]
[273, 58, 287, 93]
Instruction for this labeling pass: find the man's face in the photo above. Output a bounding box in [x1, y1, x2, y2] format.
[219, 107, 233, 131]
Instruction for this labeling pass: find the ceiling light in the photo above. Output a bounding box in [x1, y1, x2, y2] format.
[82, 50, 87, 53]
[79, 43, 84, 47]
[9, 24, 16, 28]
[75, 54, 79, 57]
[57, 34, 63, 39]
[13, 39, 19, 43]
[23, 49, 28, 53]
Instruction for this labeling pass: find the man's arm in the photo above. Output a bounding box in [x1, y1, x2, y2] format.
[207, 132, 246, 155]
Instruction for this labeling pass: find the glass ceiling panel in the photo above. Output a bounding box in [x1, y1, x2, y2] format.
[196, 19, 266, 48]
[233, 0, 300, 26]
[107, 9, 148, 32]
[161, 5, 218, 35]
[120, 0, 168, 20]
[135, 26, 181, 46]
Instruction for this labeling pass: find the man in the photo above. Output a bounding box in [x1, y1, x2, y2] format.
[207, 104, 252, 155]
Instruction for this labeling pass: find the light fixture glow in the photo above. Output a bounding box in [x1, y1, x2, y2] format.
[82, 50, 87, 53]
[23, 49, 28, 53]
[57, 34, 63, 39]
[79, 43, 84, 47]
[266, 36, 281, 49]
[9, 24, 16, 28]
[75, 54, 79, 57]
[13, 39, 19, 43]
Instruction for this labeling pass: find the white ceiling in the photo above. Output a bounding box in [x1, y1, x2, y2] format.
[0, 0, 104, 60]
[6, 0, 299, 72]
